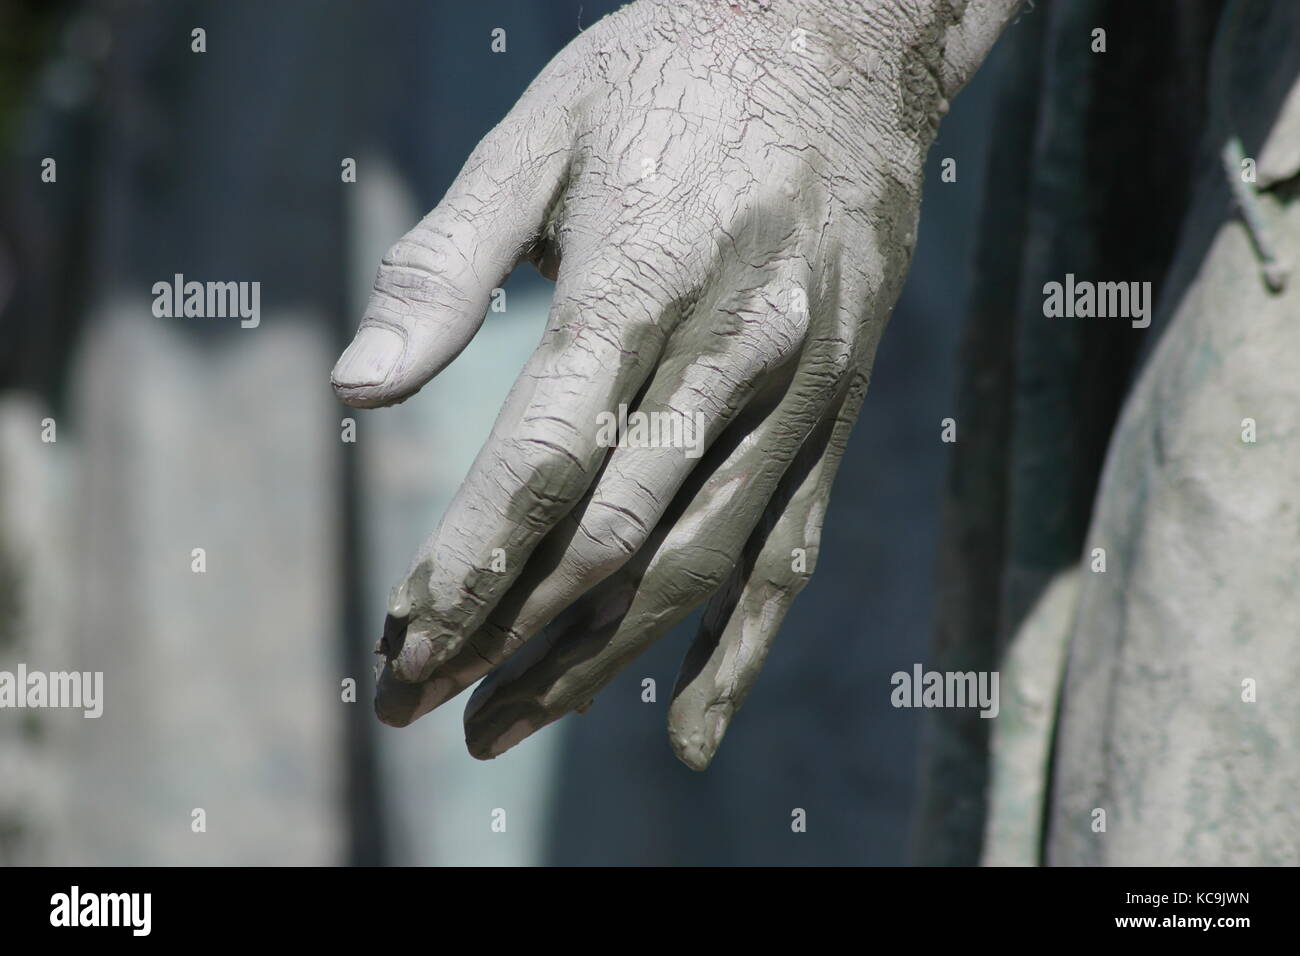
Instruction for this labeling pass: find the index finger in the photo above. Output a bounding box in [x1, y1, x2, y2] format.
[385, 250, 676, 682]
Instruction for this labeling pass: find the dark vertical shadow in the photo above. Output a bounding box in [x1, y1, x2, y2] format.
[919, 0, 1224, 865]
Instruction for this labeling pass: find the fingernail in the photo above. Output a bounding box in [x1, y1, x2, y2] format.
[331, 326, 403, 389]
[393, 631, 442, 682]
[392, 641, 429, 681]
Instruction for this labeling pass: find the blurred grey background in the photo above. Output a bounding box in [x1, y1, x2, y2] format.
[0, 0, 1009, 865]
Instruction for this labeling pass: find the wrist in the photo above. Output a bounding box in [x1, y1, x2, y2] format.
[683, 0, 1018, 136]
[663, 0, 956, 151]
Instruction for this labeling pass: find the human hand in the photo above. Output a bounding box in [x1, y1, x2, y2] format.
[331, 0, 1015, 768]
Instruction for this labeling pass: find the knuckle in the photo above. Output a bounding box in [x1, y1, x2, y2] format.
[498, 437, 593, 531]
[373, 247, 469, 313]
[575, 499, 653, 573]
[658, 545, 735, 602]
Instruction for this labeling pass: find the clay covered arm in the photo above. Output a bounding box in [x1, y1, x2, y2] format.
[331, 0, 1020, 767]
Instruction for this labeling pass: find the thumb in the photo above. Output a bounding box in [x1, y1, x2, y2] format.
[332, 108, 569, 408]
